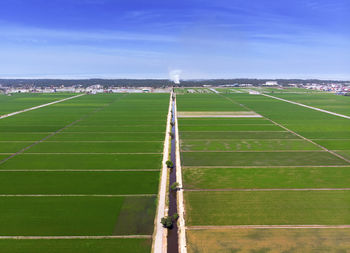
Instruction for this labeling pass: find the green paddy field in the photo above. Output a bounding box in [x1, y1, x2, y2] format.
[1, 89, 350, 252]
[0, 93, 169, 252]
[0, 239, 152, 253]
[176, 91, 350, 252]
[0, 93, 75, 116]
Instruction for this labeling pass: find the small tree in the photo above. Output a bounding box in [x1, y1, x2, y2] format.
[166, 160, 174, 168]
[161, 214, 179, 229]
[172, 213, 179, 221]
[171, 182, 180, 191]
[161, 216, 173, 228]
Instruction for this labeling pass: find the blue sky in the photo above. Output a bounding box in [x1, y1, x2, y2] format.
[0, 0, 349, 79]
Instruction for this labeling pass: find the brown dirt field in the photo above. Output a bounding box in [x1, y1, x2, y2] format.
[186, 228, 350, 253]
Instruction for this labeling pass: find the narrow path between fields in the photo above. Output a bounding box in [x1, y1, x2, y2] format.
[266, 116, 350, 164]
[183, 165, 350, 168]
[185, 188, 350, 192]
[221, 95, 350, 164]
[180, 130, 287, 133]
[53, 131, 166, 133]
[263, 94, 350, 120]
[15, 152, 162, 155]
[0, 169, 160, 172]
[0, 96, 125, 165]
[181, 150, 326, 153]
[178, 115, 262, 118]
[0, 235, 152, 240]
[152, 93, 172, 253]
[174, 94, 188, 253]
[0, 194, 157, 197]
[178, 139, 301, 141]
[0, 118, 85, 165]
[8, 141, 164, 143]
[0, 94, 85, 119]
[186, 225, 350, 230]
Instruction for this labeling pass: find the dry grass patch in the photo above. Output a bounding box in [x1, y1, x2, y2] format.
[187, 228, 350, 253]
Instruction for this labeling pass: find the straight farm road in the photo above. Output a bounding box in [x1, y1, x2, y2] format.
[0, 94, 85, 119]
[262, 94, 350, 120]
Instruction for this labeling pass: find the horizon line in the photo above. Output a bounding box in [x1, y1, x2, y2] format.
[0, 77, 349, 82]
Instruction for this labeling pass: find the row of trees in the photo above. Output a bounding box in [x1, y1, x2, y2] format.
[1, 78, 346, 88]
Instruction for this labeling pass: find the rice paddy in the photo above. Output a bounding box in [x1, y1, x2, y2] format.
[176, 92, 350, 252]
[2, 90, 350, 252]
[0, 93, 169, 252]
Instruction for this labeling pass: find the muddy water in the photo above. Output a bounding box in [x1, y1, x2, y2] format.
[167, 99, 179, 253]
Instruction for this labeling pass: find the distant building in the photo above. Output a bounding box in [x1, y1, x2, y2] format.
[265, 81, 278, 86]
[88, 84, 103, 89]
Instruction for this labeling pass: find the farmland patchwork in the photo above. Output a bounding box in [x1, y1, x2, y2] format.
[0, 93, 169, 253]
[177, 93, 350, 253]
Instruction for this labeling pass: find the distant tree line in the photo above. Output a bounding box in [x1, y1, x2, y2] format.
[0, 78, 347, 88]
[0, 79, 173, 88]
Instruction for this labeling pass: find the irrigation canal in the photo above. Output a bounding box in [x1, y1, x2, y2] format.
[167, 95, 179, 253]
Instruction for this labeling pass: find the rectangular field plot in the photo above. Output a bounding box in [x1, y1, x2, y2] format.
[0, 155, 11, 162]
[224, 93, 335, 122]
[0, 196, 156, 235]
[0, 238, 152, 253]
[0, 133, 50, 141]
[311, 139, 350, 150]
[176, 94, 248, 111]
[0, 125, 63, 132]
[63, 125, 165, 132]
[286, 121, 350, 138]
[227, 94, 350, 140]
[6, 96, 115, 124]
[273, 93, 350, 117]
[0, 154, 162, 170]
[183, 167, 350, 189]
[0, 93, 76, 116]
[179, 124, 281, 131]
[336, 151, 350, 160]
[0, 171, 159, 194]
[0, 118, 78, 126]
[181, 151, 348, 167]
[177, 111, 261, 118]
[26, 142, 163, 153]
[0, 142, 35, 153]
[181, 139, 320, 151]
[86, 114, 166, 122]
[180, 131, 297, 140]
[297, 130, 350, 139]
[49, 132, 165, 141]
[178, 118, 270, 125]
[75, 119, 166, 126]
[186, 228, 350, 253]
[184, 191, 350, 225]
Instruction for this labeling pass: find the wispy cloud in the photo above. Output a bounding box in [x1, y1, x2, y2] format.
[0, 0, 349, 79]
[0, 24, 178, 44]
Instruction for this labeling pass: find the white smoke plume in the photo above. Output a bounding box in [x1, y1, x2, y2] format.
[169, 70, 182, 84]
